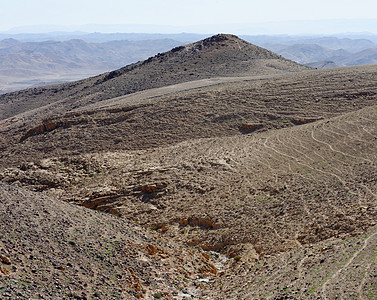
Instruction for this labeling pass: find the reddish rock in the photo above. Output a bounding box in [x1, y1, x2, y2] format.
[0, 266, 9, 275]
[43, 121, 58, 131]
[140, 184, 157, 194]
[291, 118, 321, 125]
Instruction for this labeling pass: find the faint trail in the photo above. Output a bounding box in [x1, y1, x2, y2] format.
[344, 120, 375, 140]
[321, 126, 359, 154]
[288, 132, 315, 162]
[360, 184, 377, 198]
[253, 141, 316, 183]
[333, 118, 367, 138]
[311, 128, 373, 164]
[321, 231, 377, 299]
[263, 132, 371, 201]
[293, 253, 309, 288]
[263, 135, 347, 185]
[356, 260, 374, 297]
[359, 115, 376, 123]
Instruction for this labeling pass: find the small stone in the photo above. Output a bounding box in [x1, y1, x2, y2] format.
[0, 254, 11, 265]
[160, 225, 169, 233]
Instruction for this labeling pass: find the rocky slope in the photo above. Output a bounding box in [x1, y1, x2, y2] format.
[3, 103, 376, 254]
[205, 224, 377, 299]
[0, 183, 219, 299]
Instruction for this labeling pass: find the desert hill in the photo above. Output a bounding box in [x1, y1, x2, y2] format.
[2, 33, 377, 93]
[249, 35, 377, 69]
[274, 44, 350, 65]
[0, 38, 181, 72]
[0, 34, 307, 121]
[3, 102, 376, 253]
[338, 48, 377, 66]
[276, 44, 377, 68]
[1, 34, 377, 299]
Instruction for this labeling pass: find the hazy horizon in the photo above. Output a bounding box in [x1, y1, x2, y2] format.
[1, 0, 377, 35]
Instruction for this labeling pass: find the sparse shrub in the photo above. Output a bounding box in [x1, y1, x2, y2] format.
[153, 292, 162, 299]
[68, 241, 76, 246]
[234, 255, 241, 262]
[150, 225, 159, 231]
[308, 286, 317, 294]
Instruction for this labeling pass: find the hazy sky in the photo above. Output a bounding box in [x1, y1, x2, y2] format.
[1, 0, 376, 33]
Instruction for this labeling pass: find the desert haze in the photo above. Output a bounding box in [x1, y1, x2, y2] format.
[0, 34, 376, 299]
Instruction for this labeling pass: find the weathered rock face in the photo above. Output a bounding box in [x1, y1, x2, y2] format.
[20, 119, 58, 142]
[18, 106, 138, 143]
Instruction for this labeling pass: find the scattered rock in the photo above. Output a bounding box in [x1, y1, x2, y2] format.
[141, 184, 157, 194]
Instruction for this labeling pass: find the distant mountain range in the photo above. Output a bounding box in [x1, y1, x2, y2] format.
[242, 36, 377, 67]
[1, 32, 377, 93]
[0, 38, 182, 72]
[0, 38, 183, 93]
[4, 19, 377, 35]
